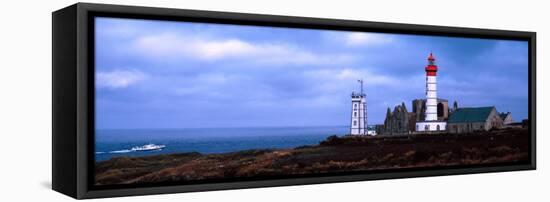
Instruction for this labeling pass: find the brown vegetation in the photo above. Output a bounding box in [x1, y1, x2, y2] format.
[95, 128, 529, 185]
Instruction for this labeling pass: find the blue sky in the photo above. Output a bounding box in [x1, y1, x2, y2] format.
[95, 17, 529, 129]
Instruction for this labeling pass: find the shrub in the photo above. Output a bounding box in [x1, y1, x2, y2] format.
[320, 135, 342, 146]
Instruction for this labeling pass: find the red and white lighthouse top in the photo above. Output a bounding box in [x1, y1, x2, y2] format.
[425, 53, 438, 76]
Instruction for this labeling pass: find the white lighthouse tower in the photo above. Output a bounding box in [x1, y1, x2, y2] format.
[350, 79, 368, 135]
[416, 53, 447, 132]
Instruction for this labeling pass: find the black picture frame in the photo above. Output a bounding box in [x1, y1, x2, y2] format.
[52, 2, 536, 199]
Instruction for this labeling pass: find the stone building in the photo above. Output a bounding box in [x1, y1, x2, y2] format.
[380, 102, 414, 135]
[378, 99, 452, 135]
[499, 112, 513, 125]
[447, 106, 503, 134]
[412, 98, 450, 122]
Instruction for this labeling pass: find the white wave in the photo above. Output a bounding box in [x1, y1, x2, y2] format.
[131, 143, 166, 151]
[102, 144, 166, 154]
[109, 149, 133, 154]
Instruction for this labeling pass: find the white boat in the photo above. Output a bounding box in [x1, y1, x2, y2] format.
[131, 144, 166, 152]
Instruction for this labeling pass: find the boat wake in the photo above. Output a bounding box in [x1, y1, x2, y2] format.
[96, 144, 166, 154]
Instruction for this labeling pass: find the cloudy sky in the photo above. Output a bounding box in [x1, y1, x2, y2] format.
[95, 17, 529, 129]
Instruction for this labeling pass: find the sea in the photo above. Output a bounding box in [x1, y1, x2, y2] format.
[95, 126, 349, 162]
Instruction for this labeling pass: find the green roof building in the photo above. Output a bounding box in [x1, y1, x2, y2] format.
[447, 106, 503, 133]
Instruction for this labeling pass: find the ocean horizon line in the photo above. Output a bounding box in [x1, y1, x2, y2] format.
[96, 125, 359, 131]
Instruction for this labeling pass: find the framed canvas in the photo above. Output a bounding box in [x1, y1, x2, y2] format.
[52, 3, 536, 199]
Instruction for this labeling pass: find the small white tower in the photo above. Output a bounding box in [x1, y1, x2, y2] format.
[350, 79, 368, 135]
[416, 53, 447, 132]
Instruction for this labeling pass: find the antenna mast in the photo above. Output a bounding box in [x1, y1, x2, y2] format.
[358, 79, 364, 95]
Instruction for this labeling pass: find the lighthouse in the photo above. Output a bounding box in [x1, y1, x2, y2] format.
[425, 53, 438, 121]
[416, 53, 447, 132]
[350, 79, 368, 135]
